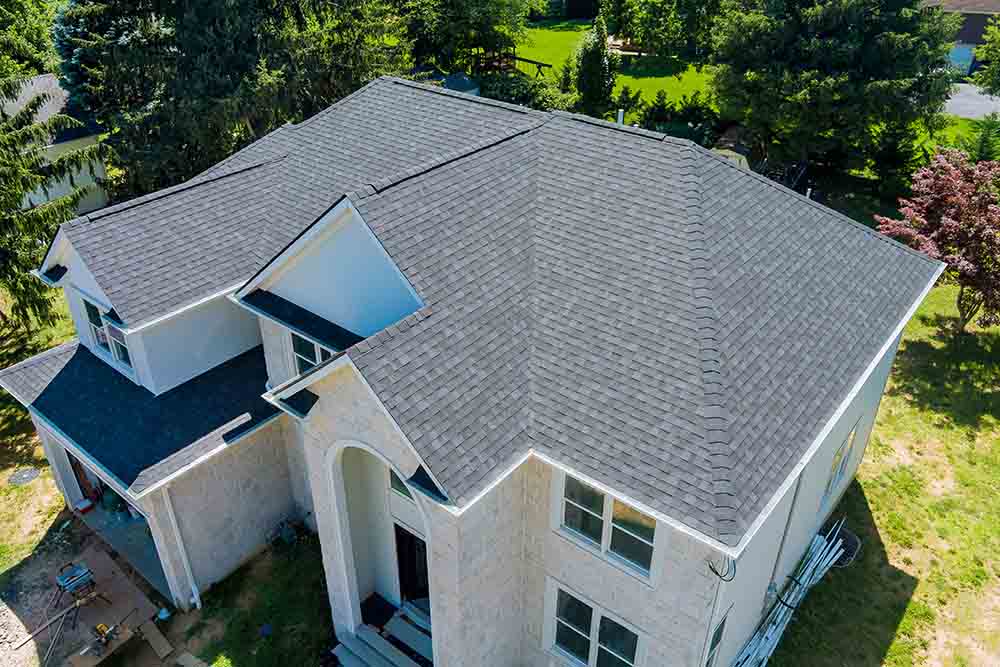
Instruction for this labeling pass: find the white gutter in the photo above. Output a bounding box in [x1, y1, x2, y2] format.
[163, 486, 202, 609]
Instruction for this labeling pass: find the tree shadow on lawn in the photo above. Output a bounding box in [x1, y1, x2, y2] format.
[770, 482, 918, 667]
[528, 18, 592, 31]
[889, 312, 1000, 433]
[619, 55, 697, 80]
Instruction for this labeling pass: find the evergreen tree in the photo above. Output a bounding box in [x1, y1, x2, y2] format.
[1, 79, 101, 327]
[712, 0, 959, 171]
[55, 0, 410, 201]
[576, 13, 620, 117]
[0, 0, 58, 79]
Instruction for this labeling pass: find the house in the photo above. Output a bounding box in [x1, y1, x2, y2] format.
[927, 0, 1000, 72]
[3, 74, 108, 214]
[0, 78, 943, 667]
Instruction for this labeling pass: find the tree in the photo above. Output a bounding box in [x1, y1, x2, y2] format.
[613, 85, 642, 118]
[712, 0, 959, 170]
[576, 13, 620, 117]
[955, 112, 1000, 163]
[876, 150, 1000, 333]
[973, 17, 1000, 96]
[400, 0, 544, 70]
[55, 0, 410, 201]
[0, 0, 57, 79]
[1, 79, 100, 328]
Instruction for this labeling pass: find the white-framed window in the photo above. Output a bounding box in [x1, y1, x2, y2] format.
[291, 332, 332, 375]
[704, 613, 727, 667]
[389, 469, 413, 501]
[83, 299, 131, 368]
[822, 422, 860, 505]
[552, 587, 641, 667]
[562, 475, 657, 574]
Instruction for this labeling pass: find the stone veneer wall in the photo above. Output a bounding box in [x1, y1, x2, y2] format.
[167, 419, 296, 591]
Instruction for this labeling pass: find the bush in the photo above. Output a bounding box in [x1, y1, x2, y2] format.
[478, 73, 576, 111]
[638, 89, 719, 147]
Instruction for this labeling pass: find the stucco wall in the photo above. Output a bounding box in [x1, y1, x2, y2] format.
[139, 295, 262, 395]
[343, 447, 398, 603]
[260, 317, 295, 388]
[264, 211, 421, 337]
[166, 419, 295, 591]
[520, 458, 721, 667]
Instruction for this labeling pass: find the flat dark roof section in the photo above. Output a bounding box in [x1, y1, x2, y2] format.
[242, 289, 364, 352]
[281, 388, 320, 417]
[42, 265, 67, 284]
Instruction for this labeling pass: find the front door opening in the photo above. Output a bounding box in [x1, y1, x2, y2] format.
[395, 524, 430, 616]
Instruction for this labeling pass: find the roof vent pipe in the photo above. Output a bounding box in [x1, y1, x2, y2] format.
[616, 109, 624, 125]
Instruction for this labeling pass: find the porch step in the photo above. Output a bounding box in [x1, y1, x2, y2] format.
[359, 625, 423, 667]
[337, 634, 394, 667]
[385, 615, 434, 663]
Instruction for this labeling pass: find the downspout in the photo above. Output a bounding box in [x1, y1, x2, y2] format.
[766, 473, 804, 608]
[163, 487, 202, 609]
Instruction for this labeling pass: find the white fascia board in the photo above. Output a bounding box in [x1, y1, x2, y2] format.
[131, 411, 285, 500]
[235, 197, 355, 300]
[268, 352, 354, 400]
[724, 262, 945, 558]
[39, 227, 69, 274]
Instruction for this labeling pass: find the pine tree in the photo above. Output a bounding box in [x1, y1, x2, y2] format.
[576, 13, 620, 118]
[1, 78, 101, 328]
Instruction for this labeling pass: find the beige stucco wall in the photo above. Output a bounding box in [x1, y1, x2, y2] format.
[166, 419, 296, 592]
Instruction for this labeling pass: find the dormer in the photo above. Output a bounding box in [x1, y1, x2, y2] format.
[235, 198, 422, 388]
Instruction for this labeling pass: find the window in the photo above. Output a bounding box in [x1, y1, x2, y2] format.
[562, 475, 656, 574]
[390, 470, 413, 500]
[704, 614, 727, 667]
[83, 299, 131, 368]
[823, 424, 859, 505]
[291, 332, 332, 375]
[553, 588, 639, 667]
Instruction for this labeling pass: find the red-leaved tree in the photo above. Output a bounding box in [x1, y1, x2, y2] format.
[876, 150, 1000, 333]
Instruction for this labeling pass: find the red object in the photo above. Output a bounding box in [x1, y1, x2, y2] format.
[74, 498, 94, 514]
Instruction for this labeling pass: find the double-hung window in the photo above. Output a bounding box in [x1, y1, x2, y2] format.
[554, 588, 640, 667]
[562, 475, 656, 574]
[84, 300, 131, 368]
[822, 423, 860, 505]
[291, 332, 332, 374]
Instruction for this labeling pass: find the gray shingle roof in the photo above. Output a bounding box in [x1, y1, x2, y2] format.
[0, 342, 279, 494]
[60, 78, 541, 328]
[43, 78, 941, 545]
[341, 111, 941, 546]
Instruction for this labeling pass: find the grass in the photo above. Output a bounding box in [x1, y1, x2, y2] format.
[768, 280, 999, 662]
[193, 534, 333, 667]
[0, 292, 76, 577]
[519, 18, 713, 114]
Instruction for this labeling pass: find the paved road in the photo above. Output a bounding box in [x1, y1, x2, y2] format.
[946, 83, 1000, 119]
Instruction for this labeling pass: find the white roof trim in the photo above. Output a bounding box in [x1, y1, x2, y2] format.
[122, 281, 247, 334]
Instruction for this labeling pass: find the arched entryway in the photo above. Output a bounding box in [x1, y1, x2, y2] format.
[319, 441, 435, 662]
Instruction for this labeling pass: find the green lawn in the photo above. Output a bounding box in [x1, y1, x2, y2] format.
[519, 19, 713, 111]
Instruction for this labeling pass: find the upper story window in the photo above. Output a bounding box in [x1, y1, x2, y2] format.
[84, 300, 131, 368]
[554, 588, 640, 667]
[562, 475, 656, 574]
[822, 422, 860, 506]
[291, 332, 332, 374]
[389, 470, 413, 500]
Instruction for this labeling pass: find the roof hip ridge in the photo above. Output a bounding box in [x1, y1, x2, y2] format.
[683, 143, 738, 540]
[384, 76, 545, 115]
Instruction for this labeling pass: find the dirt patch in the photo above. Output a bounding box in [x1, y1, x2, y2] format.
[925, 582, 1000, 667]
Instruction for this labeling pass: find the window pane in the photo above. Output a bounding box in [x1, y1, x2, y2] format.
[612, 500, 655, 543]
[565, 502, 603, 544]
[84, 302, 103, 328]
[296, 355, 315, 375]
[555, 621, 591, 664]
[599, 616, 638, 663]
[319, 347, 333, 361]
[597, 648, 633, 667]
[93, 326, 110, 350]
[390, 470, 413, 499]
[610, 527, 654, 571]
[292, 333, 317, 362]
[556, 590, 592, 636]
[113, 341, 132, 367]
[565, 476, 604, 515]
[107, 326, 126, 345]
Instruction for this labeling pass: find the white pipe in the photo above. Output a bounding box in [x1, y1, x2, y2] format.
[163, 487, 202, 609]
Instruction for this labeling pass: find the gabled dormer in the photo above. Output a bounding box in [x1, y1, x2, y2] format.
[234, 198, 422, 388]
